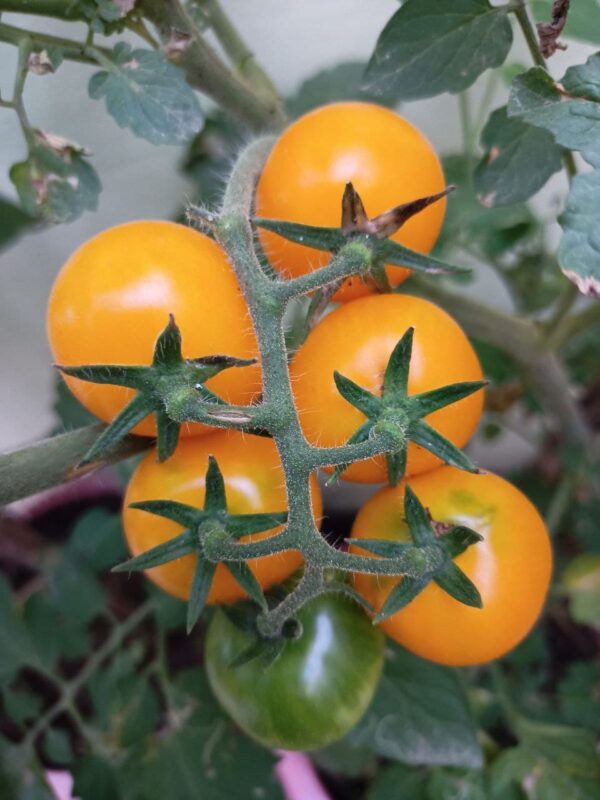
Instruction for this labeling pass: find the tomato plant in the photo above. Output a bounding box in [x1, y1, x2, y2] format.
[1, 0, 599, 798]
[47, 220, 260, 437]
[205, 593, 385, 751]
[255, 101, 446, 302]
[290, 293, 484, 482]
[123, 430, 322, 604]
[350, 467, 553, 666]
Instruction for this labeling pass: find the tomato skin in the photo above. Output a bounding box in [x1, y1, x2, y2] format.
[255, 102, 446, 302]
[47, 221, 260, 437]
[290, 294, 484, 482]
[205, 593, 385, 751]
[123, 430, 321, 604]
[350, 468, 553, 666]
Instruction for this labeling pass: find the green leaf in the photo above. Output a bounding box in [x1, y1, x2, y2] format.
[516, 717, 600, 780]
[508, 58, 600, 167]
[367, 764, 429, 799]
[560, 553, 600, 628]
[68, 508, 127, 573]
[532, 0, 600, 46]
[24, 591, 90, 665]
[287, 61, 397, 117]
[0, 576, 41, 682]
[558, 662, 600, 733]
[48, 555, 106, 626]
[71, 755, 121, 800]
[2, 687, 43, 726]
[89, 43, 204, 145]
[427, 768, 489, 800]
[0, 742, 55, 800]
[363, 0, 513, 101]
[558, 170, 600, 299]
[0, 196, 34, 251]
[140, 672, 284, 800]
[10, 138, 101, 224]
[52, 375, 98, 432]
[43, 728, 72, 765]
[475, 105, 563, 206]
[337, 643, 483, 768]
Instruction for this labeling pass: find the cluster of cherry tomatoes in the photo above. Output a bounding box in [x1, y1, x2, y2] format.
[47, 102, 552, 751]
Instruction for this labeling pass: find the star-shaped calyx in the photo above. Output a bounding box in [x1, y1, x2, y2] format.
[255, 182, 467, 287]
[351, 485, 484, 621]
[57, 315, 256, 465]
[114, 455, 287, 633]
[331, 326, 486, 485]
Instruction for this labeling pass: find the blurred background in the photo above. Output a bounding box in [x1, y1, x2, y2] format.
[0, 1, 592, 471]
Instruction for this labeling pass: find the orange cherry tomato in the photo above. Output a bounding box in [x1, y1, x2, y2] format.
[350, 467, 553, 666]
[255, 102, 446, 302]
[290, 294, 484, 482]
[123, 430, 322, 604]
[47, 221, 260, 437]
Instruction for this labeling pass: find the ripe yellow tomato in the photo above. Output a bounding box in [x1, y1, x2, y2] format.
[255, 102, 446, 302]
[290, 294, 484, 482]
[47, 221, 260, 437]
[350, 468, 553, 666]
[123, 430, 322, 604]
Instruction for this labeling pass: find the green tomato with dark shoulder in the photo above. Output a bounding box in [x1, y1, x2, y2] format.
[204, 593, 385, 751]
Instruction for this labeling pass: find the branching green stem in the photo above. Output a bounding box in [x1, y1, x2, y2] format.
[0, 20, 112, 66]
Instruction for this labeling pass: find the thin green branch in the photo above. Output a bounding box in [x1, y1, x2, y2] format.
[22, 599, 154, 750]
[0, 21, 112, 66]
[0, 425, 150, 507]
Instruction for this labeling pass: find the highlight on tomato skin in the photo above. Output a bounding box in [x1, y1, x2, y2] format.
[255, 101, 447, 302]
[122, 429, 322, 605]
[47, 220, 261, 438]
[290, 292, 485, 483]
[349, 467, 553, 667]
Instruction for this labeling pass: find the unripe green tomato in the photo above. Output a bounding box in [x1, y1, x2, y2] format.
[204, 593, 385, 751]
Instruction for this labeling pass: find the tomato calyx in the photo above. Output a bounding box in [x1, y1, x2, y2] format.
[351, 485, 484, 621]
[57, 315, 256, 465]
[114, 454, 287, 633]
[328, 326, 486, 486]
[254, 182, 467, 293]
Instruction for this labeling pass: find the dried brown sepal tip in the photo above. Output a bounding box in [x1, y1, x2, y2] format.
[536, 0, 570, 58]
[341, 182, 455, 240]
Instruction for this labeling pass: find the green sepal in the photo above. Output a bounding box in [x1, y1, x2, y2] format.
[375, 238, 467, 275]
[410, 380, 488, 418]
[348, 538, 414, 558]
[253, 218, 345, 252]
[226, 562, 268, 610]
[226, 511, 288, 539]
[403, 485, 436, 546]
[374, 576, 430, 623]
[383, 327, 413, 399]
[229, 635, 285, 670]
[58, 315, 257, 465]
[204, 455, 227, 513]
[434, 562, 483, 608]
[331, 326, 483, 486]
[439, 526, 484, 559]
[187, 556, 216, 633]
[410, 420, 479, 473]
[127, 499, 202, 529]
[333, 371, 383, 417]
[112, 529, 196, 572]
[78, 393, 152, 464]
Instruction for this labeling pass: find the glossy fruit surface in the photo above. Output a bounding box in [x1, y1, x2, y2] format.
[123, 430, 322, 603]
[255, 102, 446, 302]
[290, 293, 484, 482]
[350, 468, 553, 666]
[48, 220, 260, 436]
[205, 593, 385, 750]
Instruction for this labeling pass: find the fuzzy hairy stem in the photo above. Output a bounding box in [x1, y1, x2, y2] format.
[141, 0, 286, 131]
